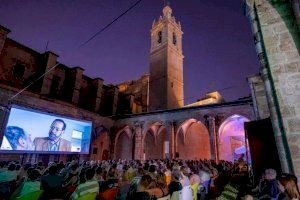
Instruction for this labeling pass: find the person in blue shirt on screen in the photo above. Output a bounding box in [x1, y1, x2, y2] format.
[1, 126, 34, 150]
[33, 119, 71, 152]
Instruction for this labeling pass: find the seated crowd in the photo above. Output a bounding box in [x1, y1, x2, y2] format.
[0, 158, 299, 200]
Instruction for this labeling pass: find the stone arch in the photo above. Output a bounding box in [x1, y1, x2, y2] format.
[144, 129, 156, 159]
[143, 122, 166, 159]
[114, 126, 133, 160]
[176, 118, 211, 160]
[91, 125, 110, 160]
[218, 114, 250, 162]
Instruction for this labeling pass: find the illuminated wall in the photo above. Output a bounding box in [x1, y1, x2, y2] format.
[218, 115, 249, 162]
[176, 119, 211, 160]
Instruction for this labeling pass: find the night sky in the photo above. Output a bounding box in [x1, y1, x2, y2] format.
[0, 0, 259, 104]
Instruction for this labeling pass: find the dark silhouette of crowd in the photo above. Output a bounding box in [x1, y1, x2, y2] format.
[0, 158, 299, 200]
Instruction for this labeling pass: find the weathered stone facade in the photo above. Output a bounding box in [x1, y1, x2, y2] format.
[117, 74, 149, 114]
[245, 0, 300, 180]
[0, 26, 118, 116]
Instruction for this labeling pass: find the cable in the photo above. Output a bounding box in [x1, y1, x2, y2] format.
[80, 0, 143, 47]
[9, 62, 60, 101]
[9, 0, 143, 101]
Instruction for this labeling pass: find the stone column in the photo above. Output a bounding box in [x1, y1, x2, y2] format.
[165, 121, 175, 159]
[208, 116, 218, 162]
[40, 51, 58, 95]
[247, 75, 270, 120]
[245, 0, 299, 175]
[71, 67, 84, 104]
[0, 25, 10, 54]
[134, 121, 144, 160]
[93, 78, 103, 112]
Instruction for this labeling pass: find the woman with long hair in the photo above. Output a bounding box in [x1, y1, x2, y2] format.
[146, 172, 169, 199]
[279, 174, 300, 200]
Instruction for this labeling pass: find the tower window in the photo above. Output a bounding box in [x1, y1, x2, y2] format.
[13, 63, 25, 79]
[158, 31, 162, 44]
[173, 33, 177, 46]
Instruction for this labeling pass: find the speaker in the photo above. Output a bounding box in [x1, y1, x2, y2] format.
[175, 152, 179, 158]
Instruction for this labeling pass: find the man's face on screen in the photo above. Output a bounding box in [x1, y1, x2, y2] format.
[49, 121, 64, 141]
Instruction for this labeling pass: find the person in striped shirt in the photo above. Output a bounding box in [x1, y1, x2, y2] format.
[70, 168, 99, 200]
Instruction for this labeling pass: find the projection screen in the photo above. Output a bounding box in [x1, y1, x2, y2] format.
[0, 105, 92, 154]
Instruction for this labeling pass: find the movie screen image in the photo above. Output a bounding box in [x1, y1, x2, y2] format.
[0, 106, 92, 154]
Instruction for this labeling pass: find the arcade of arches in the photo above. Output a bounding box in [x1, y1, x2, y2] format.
[94, 102, 254, 163]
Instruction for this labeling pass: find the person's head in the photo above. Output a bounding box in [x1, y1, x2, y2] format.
[138, 174, 153, 191]
[149, 165, 156, 173]
[5, 126, 27, 149]
[171, 168, 181, 182]
[138, 167, 145, 176]
[107, 167, 116, 179]
[264, 168, 277, 180]
[85, 168, 95, 181]
[96, 166, 102, 176]
[180, 166, 190, 177]
[156, 172, 167, 188]
[71, 163, 79, 172]
[26, 167, 34, 176]
[8, 163, 16, 171]
[280, 175, 300, 199]
[48, 119, 66, 141]
[28, 169, 41, 181]
[48, 164, 58, 175]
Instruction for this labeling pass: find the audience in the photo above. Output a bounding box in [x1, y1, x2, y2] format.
[40, 164, 64, 199]
[10, 169, 41, 199]
[70, 168, 99, 200]
[0, 158, 299, 200]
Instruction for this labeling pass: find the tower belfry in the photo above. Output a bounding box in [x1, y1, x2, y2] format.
[149, 5, 184, 111]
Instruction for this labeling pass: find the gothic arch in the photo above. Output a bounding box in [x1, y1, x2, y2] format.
[176, 118, 211, 160]
[143, 122, 167, 159]
[218, 114, 250, 162]
[142, 121, 164, 142]
[176, 119, 199, 145]
[114, 126, 133, 160]
[91, 125, 109, 160]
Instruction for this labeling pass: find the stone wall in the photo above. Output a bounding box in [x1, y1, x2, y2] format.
[117, 74, 149, 114]
[0, 39, 40, 88]
[0, 24, 121, 117]
[246, 0, 300, 179]
[247, 75, 270, 119]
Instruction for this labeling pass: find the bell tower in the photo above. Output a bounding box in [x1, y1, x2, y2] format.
[149, 5, 184, 111]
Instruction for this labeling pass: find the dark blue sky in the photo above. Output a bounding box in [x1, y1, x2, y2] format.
[0, 0, 259, 104]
